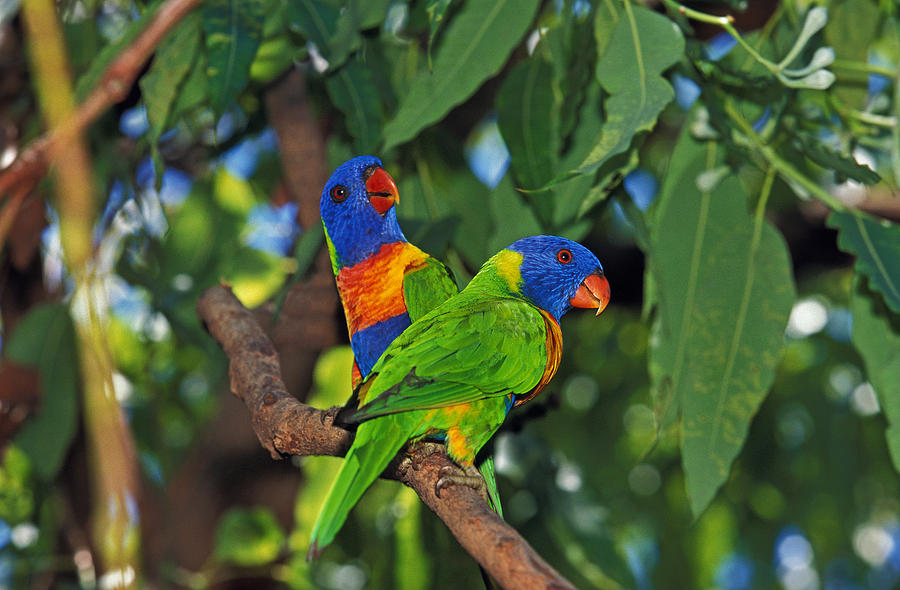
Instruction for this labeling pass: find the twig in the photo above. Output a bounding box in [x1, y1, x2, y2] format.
[196, 284, 577, 590]
[0, 0, 201, 201]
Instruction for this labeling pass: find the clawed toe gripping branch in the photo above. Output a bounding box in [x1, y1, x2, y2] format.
[196, 284, 576, 590]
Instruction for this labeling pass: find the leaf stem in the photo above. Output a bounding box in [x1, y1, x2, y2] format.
[723, 101, 848, 212]
[659, 0, 780, 75]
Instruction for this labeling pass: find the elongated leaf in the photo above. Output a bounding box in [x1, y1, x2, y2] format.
[170, 49, 209, 119]
[851, 277, 900, 472]
[382, 0, 540, 150]
[650, 133, 795, 517]
[203, 0, 267, 115]
[399, 155, 492, 268]
[553, 81, 603, 225]
[75, 0, 165, 100]
[566, 4, 683, 180]
[425, 0, 453, 70]
[288, 0, 389, 72]
[824, 0, 880, 108]
[326, 62, 382, 153]
[443, 169, 493, 268]
[802, 138, 881, 185]
[7, 305, 80, 481]
[497, 55, 561, 190]
[140, 11, 201, 173]
[286, 0, 339, 60]
[828, 211, 900, 314]
[544, 4, 596, 141]
[487, 175, 543, 254]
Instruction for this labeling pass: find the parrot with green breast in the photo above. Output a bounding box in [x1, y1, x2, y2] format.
[320, 156, 508, 514]
[308, 235, 611, 558]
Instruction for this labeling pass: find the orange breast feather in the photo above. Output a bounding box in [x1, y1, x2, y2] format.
[514, 310, 562, 408]
[336, 242, 428, 335]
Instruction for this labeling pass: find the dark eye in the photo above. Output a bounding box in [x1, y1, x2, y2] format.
[557, 249, 572, 264]
[330, 185, 348, 203]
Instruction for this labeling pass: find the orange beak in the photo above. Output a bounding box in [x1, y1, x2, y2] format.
[366, 167, 399, 216]
[569, 271, 610, 316]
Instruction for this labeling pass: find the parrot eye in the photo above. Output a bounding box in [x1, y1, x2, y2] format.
[330, 185, 349, 203]
[557, 249, 572, 264]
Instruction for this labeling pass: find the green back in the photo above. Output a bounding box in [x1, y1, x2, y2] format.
[344, 291, 549, 423]
[403, 255, 458, 321]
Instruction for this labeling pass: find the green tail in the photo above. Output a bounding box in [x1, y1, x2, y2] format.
[478, 455, 503, 518]
[308, 421, 409, 559]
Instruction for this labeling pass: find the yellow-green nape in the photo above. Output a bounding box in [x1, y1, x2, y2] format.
[323, 224, 340, 275]
[494, 249, 523, 292]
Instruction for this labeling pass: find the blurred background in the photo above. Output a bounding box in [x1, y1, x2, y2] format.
[1, 0, 899, 588]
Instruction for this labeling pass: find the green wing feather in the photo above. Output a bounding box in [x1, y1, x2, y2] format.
[342, 295, 548, 423]
[403, 255, 458, 321]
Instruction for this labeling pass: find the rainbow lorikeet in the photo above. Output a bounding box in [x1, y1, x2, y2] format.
[319, 155, 457, 388]
[308, 235, 611, 557]
[319, 156, 509, 514]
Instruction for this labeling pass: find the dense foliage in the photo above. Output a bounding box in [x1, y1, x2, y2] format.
[1, 0, 899, 588]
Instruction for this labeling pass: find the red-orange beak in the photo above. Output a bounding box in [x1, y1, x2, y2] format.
[570, 271, 610, 316]
[366, 167, 399, 216]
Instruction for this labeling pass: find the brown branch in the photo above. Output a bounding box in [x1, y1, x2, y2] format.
[0, 0, 201, 200]
[196, 284, 577, 590]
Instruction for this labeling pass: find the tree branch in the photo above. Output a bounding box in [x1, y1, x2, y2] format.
[196, 284, 577, 590]
[0, 0, 201, 200]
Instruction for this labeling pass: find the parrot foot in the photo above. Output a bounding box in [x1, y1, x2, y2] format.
[435, 464, 488, 504]
[408, 441, 447, 471]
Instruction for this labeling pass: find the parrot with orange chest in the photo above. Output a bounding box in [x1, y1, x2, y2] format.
[319, 155, 457, 388]
[308, 235, 611, 557]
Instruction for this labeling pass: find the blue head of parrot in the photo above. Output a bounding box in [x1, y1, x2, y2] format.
[508, 235, 610, 321]
[320, 155, 406, 268]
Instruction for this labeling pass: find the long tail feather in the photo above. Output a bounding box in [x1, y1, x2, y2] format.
[308, 421, 410, 559]
[478, 455, 503, 518]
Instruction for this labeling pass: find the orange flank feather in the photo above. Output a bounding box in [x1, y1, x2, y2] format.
[514, 310, 562, 408]
[336, 242, 428, 336]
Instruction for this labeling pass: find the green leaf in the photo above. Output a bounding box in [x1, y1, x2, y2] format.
[443, 169, 493, 268]
[824, 0, 880, 108]
[203, 0, 268, 115]
[544, 3, 596, 141]
[6, 304, 80, 481]
[801, 138, 881, 185]
[326, 62, 383, 153]
[170, 49, 209, 119]
[487, 175, 543, 254]
[214, 506, 286, 566]
[851, 277, 900, 473]
[425, 0, 453, 70]
[382, 0, 541, 150]
[287, 0, 389, 72]
[497, 55, 561, 190]
[828, 211, 900, 314]
[565, 4, 683, 180]
[140, 13, 201, 153]
[650, 133, 795, 517]
[399, 154, 493, 268]
[286, 0, 340, 62]
[75, 0, 165, 100]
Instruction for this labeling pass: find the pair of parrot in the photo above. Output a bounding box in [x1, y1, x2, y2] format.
[309, 155, 610, 558]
